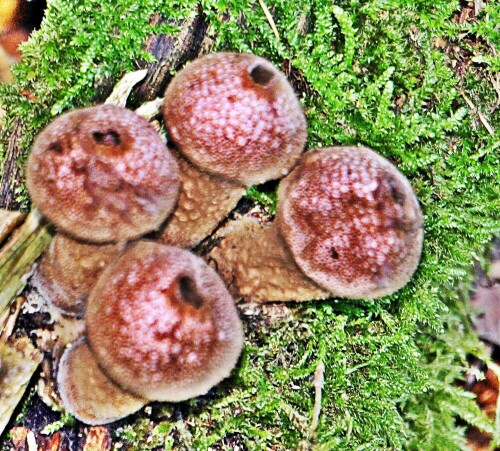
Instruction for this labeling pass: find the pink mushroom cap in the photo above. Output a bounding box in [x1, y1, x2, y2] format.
[278, 146, 424, 299]
[163, 52, 307, 186]
[86, 241, 244, 402]
[27, 105, 179, 243]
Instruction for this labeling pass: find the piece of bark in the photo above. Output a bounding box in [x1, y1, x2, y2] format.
[132, 9, 211, 104]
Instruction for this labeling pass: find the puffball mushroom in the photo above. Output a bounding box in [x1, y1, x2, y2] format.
[57, 338, 147, 425]
[160, 52, 307, 247]
[210, 146, 424, 301]
[57, 241, 244, 424]
[27, 104, 179, 243]
[31, 233, 122, 316]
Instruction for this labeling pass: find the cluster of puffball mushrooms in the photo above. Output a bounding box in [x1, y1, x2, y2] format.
[26, 52, 423, 425]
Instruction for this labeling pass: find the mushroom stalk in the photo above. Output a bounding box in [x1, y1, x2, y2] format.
[32, 233, 123, 317]
[159, 149, 245, 247]
[210, 146, 424, 302]
[211, 220, 329, 302]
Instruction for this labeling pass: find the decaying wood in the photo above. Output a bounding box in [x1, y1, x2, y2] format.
[0, 209, 53, 316]
[0, 337, 43, 435]
[132, 9, 211, 104]
[0, 14, 212, 444]
[0, 209, 25, 244]
[0, 209, 49, 437]
[0, 118, 24, 210]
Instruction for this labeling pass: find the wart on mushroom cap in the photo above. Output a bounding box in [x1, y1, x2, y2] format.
[160, 52, 307, 248]
[31, 233, 123, 317]
[27, 104, 180, 243]
[210, 146, 424, 301]
[85, 241, 244, 403]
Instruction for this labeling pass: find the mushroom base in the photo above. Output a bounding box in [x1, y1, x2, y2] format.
[209, 220, 330, 302]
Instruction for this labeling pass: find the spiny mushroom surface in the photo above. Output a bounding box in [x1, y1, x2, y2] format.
[31, 233, 122, 316]
[83, 241, 244, 403]
[27, 104, 179, 243]
[160, 52, 307, 247]
[210, 146, 424, 301]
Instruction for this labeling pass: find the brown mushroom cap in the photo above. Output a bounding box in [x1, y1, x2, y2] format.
[86, 241, 244, 402]
[57, 338, 147, 425]
[278, 146, 423, 299]
[163, 52, 307, 186]
[27, 104, 179, 243]
[32, 233, 122, 316]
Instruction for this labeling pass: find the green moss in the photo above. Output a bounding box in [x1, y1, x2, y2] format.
[1, 0, 499, 449]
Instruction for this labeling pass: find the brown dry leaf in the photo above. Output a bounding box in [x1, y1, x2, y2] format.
[467, 426, 494, 451]
[37, 431, 63, 451]
[0, 0, 18, 32]
[82, 426, 112, 451]
[0, 45, 13, 83]
[471, 369, 499, 419]
[467, 368, 499, 450]
[9, 426, 30, 449]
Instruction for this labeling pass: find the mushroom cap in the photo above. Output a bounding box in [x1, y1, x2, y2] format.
[27, 104, 179, 243]
[86, 241, 244, 402]
[277, 146, 424, 299]
[32, 233, 121, 316]
[57, 338, 147, 425]
[163, 52, 307, 186]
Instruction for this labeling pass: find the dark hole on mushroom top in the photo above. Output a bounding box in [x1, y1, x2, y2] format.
[390, 186, 405, 205]
[386, 178, 405, 205]
[178, 276, 204, 309]
[47, 142, 63, 154]
[92, 130, 121, 146]
[331, 247, 339, 260]
[250, 65, 275, 85]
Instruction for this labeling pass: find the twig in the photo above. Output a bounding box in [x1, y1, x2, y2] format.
[105, 69, 148, 106]
[26, 430, 37, 451]
[461, 91, 495, 136]
[474, 0, 484, 16]
[311, 361, 325, 431]
[258, 0, 280, 41]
